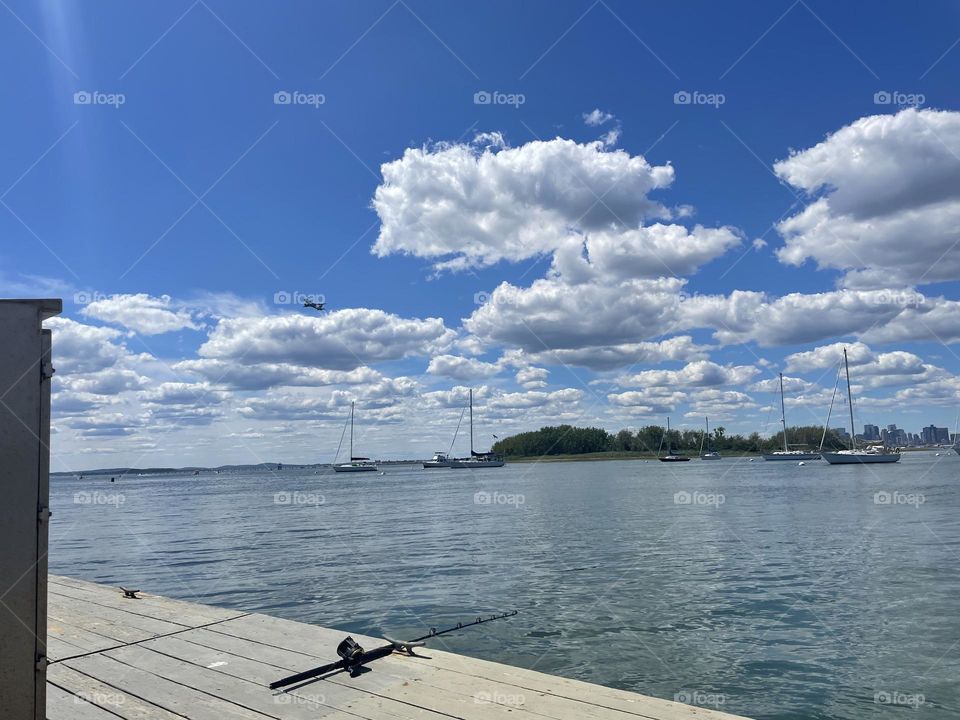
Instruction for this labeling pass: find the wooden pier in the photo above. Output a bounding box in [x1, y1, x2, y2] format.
[46, 575, 750, 720]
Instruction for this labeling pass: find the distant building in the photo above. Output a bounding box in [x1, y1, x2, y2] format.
[921, 425, 951, 445]
[863, 424, 880, 441]
[880, 427, 908, 447]
[832, 427, 849, 439]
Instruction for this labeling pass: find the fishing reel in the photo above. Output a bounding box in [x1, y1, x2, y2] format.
[336, 637, 365, 675]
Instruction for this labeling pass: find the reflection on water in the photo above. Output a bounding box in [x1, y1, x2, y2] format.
[51, 453, 960, 719]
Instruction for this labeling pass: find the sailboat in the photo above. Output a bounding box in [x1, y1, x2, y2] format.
[821, 349, 901, 465]
[424, 405, 465, 468]
[447, 389, 505, 468]
[333, 402, 378, 472]
[761, 373, 821, 461]
[953, 412, 960, 456]
[700, 417, 721, 459]
[659, 417, 690, 462]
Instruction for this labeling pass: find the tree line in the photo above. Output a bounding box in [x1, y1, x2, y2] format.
[491, 424, 849, 457]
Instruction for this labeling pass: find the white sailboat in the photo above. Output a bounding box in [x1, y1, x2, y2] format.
[821, 349, 901, 465]
[761, 373, 821, 461]
[447, 389, 505, 468]
[333, 402, 378, 472]
[700, 416, 721, 459]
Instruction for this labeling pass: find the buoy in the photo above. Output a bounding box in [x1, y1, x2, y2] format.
[798, 461, 805, 466]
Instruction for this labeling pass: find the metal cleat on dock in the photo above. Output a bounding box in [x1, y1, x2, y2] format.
[120, 586, 141, 599]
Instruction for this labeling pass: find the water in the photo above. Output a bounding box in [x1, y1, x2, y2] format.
[50, 453, 959, 719]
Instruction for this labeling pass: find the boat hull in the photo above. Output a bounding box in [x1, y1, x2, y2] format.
[423, 461, 456, 468]
[821, 452, 901, 465]
[659, 456, 690, 462]
[447, 459, 505, 468]
[700, 453, 722, 460]
[762, 453, 822, 461]
[333, 464, 378, 472]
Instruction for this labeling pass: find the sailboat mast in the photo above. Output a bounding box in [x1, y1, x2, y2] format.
[843, 348, 856, 450]
[469, 389, 474, 455]
[349, 401, 354, 459]
[779, 372, 788, 452]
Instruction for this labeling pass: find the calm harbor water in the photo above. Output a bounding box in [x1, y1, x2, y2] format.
[51, 452, 959, 720]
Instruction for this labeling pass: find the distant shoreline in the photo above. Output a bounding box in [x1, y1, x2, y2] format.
[505, 447, 946, 463]
[51, 447, 948, 475]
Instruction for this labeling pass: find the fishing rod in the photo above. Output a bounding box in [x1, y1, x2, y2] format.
[269, 610, 518, 690]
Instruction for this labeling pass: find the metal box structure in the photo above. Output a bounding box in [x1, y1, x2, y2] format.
[0, 299, 61, 720]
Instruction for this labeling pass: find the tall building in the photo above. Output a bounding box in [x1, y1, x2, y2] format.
[863, 424, 880, 441]
[921, 425, 951, 445]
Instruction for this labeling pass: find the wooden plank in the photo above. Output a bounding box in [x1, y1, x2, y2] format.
[61, 653, 274, 720]
[207, 614, 743, 720]
[49, 576, 243, 625]
[49, 593, 189, 635]
[46, 681, 120, 720]
[44, 634, 89, 663]
[105, 642, 441, 720]
[400, 649, 749, 720]
[141, 634, 448, 720]
[49, 664, 185, 720]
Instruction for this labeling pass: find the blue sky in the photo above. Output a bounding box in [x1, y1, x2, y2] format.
[4, 0, 960, 469]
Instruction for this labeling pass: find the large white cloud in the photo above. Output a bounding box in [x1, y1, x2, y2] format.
[46, 318, 130, 374]
[80, 293, 201, 335]
[783, 342, 942, 390]
[679, 289, 943, 347]
[618, 361, 759, 389]
[372, 136, 684, 271]
[522, 336, 710, 372]
[199, 309, 456, 370]
[174, 359, 383, 391]
[426, 354, 501, 381]
[466, 276, 686, 354]
[775, 108, 960, 287]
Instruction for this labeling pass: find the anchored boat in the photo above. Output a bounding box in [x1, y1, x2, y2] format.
[334, 402, 378, 472]
[821, 349, 901, 465]
[700, 416, 721, 460]
[761, 373, 821, 461]
[659, 417, 690, 462]
[425, 389, 504, 468]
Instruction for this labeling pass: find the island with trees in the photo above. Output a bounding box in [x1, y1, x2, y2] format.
[490, 424, 848, 460]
